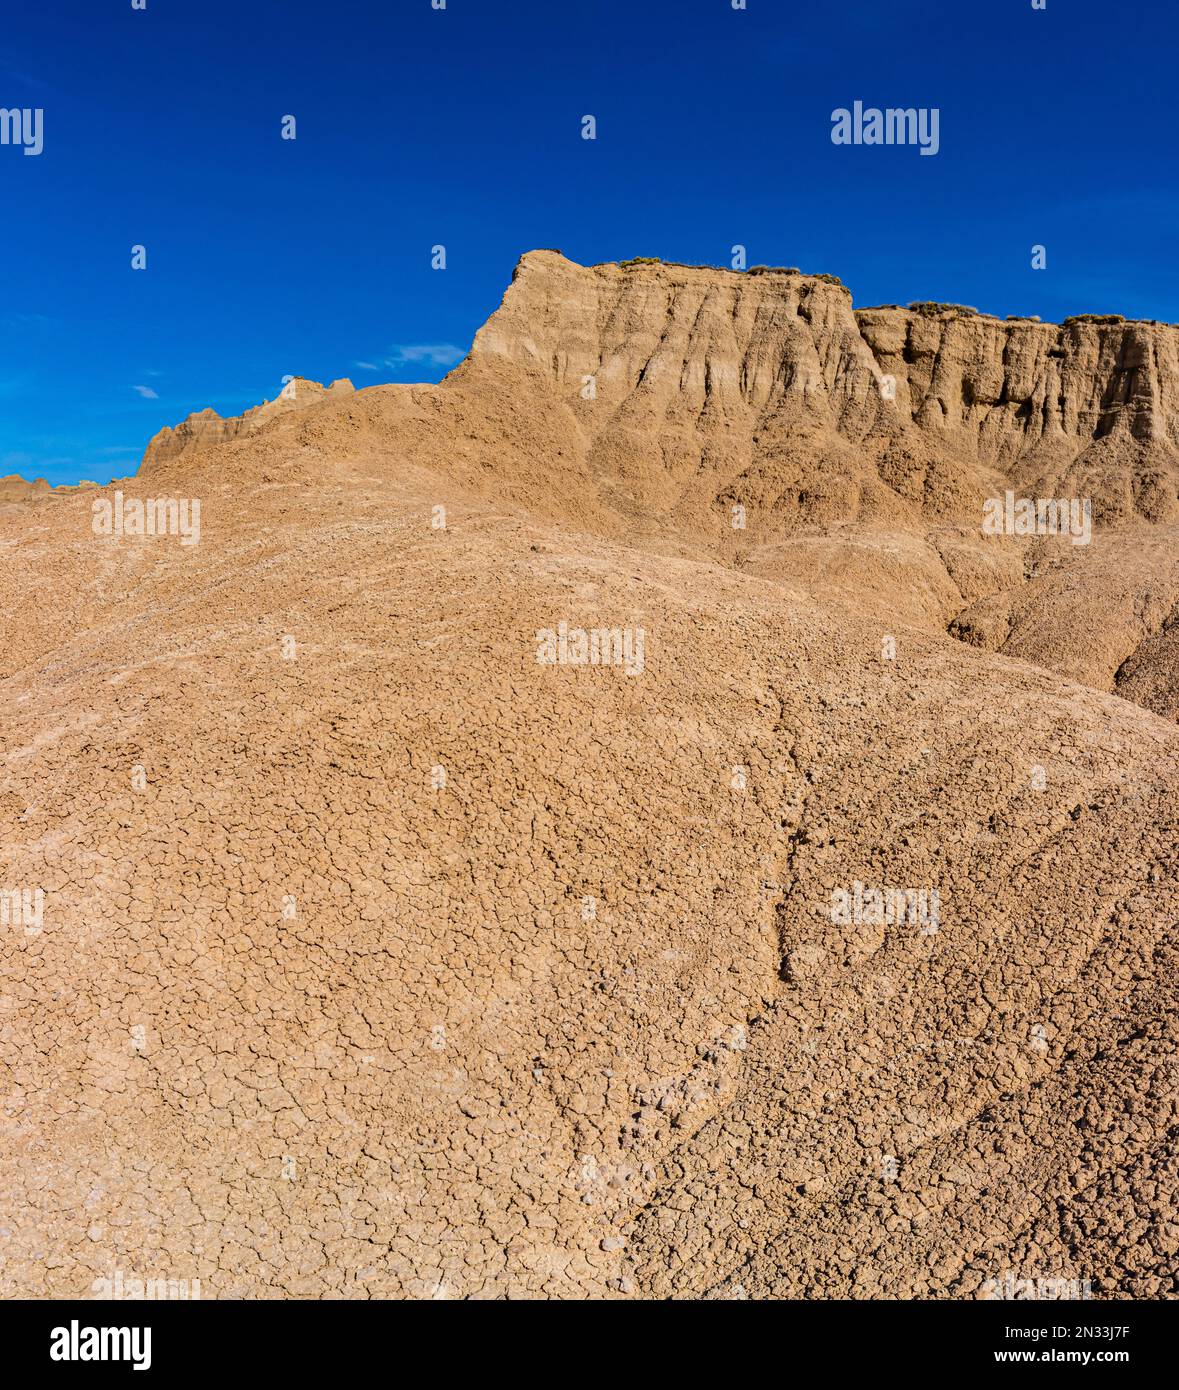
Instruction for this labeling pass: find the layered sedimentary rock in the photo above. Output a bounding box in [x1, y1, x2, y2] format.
[473, 253, 1179, 520]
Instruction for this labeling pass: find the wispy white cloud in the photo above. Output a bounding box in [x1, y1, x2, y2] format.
[350, 344, 466, 377]
[132, 384, 159, 399]
[1, 312, 52, 330]
[385, 343, 465, 368]
[0, 53, 54, 93]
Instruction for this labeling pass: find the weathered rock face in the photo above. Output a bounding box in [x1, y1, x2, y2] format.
[447, 257, 1179, 724]
[856, 310, 1179, 454]
[466, 252, 1179, 527]
[472, 253, 879, 427]
[478, 252, 1179, 450]
[141, 377, 355, 470]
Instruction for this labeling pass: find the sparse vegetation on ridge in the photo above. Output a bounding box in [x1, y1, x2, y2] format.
[908, 301, 979, 318]
[611, 258, 859, 291]
[1062, 313, 1126, 327]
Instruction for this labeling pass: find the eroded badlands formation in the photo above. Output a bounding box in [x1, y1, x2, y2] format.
[1, 252, 1176, 1299]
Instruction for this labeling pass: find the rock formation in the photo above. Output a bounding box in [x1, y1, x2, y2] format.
[0, 254, 1175, 1300]
[141, 377, 355, 469]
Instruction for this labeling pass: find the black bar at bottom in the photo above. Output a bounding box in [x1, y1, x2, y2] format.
[0, 1296, 1166, 1376]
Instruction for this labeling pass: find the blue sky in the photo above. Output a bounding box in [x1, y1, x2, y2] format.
[1, 0, 1176, 485]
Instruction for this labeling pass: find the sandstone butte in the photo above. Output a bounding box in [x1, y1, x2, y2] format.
[0, 251, 1176, 1300]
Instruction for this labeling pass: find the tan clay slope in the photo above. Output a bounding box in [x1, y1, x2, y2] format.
[949, 530, 1179, 715]
[0, 452, 1177, 1299]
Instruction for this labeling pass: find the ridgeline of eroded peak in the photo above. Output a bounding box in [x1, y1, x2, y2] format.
[475, 251, 1179, 458]
[5, 254, 1177, 506]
